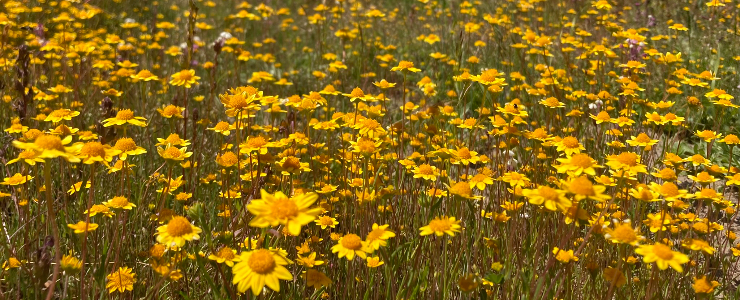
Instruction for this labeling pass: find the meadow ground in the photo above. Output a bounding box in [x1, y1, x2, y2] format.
[1, 0, 740, 299]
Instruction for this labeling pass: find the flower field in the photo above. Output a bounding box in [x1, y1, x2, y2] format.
[2, 0, 740, 299]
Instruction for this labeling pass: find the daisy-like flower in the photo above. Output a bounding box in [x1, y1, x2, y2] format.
[247, 190, 322, 236]
[366, 256, 385, 268]
[44, 108, 80, 123]
[554, 136, 585, 156]
[331, 233, 372, 260]
[112, 138, 147, 160]
[157, 145, 193, 161]
[76, 141, 121, 165]
[692, 276, 720, 294]
[343, 87, 374, 102]
[156, 133, 191, 147]
[564, 176, 611, 202]
[208, 246, 241, 267]
[413, 164, 439, 181]
[103, 196, 136, 210]
[302, 269, 332, 288]
[419, 216, 462, 237]
[85, 204, 115, 218]
[695, 130, 721, 143]
[1, 173, 32, 186]
[276, 156, 311, 175]
[627, 133, 658, 148]
[603, 220, 644, 245]
[155, 216, 202, 248]
[315, 215, 338, 229]
[554, 153, 602, 176]
[131, 69, 159, 81]
[522, 185, 571, 211]
[106, 267, 136, 294]
[13, 134, 81, 162]
[169, 69, 200, 88]
[232, 249, 293, 295]
[157, 104, 185, 119]
[207, 121, 232, 136]
[103, 109, 148, 127]
[450, 147, 480, 165]
[390, 60, 421, 72]
[635, 243, 689, 272]
[365, 223, 396, 250]
[68, 221, 99, 233]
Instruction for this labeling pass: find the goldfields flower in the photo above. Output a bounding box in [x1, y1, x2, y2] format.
[555, 153, 602, 176]
[61, 253, 82, 273]
[208, 246, 241, 267]
[157, 104, 185, 119]
[45, 108, 80, 123]
[681, 238, 715, 255]
[247, 190, 322, 236]
[113, 138, 147, 160]
[390, 60, 421, 72]
[155, 216, 202, 248]
[419, 216, 462, 237]
[157, 145, 193, 161]
[603, 220, 644, 245]
[302, 269, 332, 288]
[169, 69, 200, 88]
[13, 134, 81, 162]
[552, 247, 578, 263]
[366, 256, 385, 268]
[1, 173, 32, 186]
[331, 233, 372, 260]
[207, 121, 233, 136]
[103, 109, 148, 127]
[315, 215, 338, 229]
[343, 87, 374, 102]
[602, 267, 627, 288]
[554, 136, 585, 156]
[276, 156, 311, 175]
[522, 185, 571, 212]
[68, 221, 99, 233]
[635, 243, 689, 272]
[365, 223, 396, 250]
[296, 252, 324, 268]
[450, 147, 480, 165]
[106, 267, 136, 293]
[564, 176, 611, 202]
[626, 133, 658, 148]
[103, 196, 136, 210]
[76, 141, 121, 165]
[692, 276, 720, 294]
[412, 163, 439, 181]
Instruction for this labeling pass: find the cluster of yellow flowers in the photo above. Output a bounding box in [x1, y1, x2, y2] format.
[2, 0, 740, 298]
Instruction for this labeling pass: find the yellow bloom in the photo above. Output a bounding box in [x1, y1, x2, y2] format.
[103, 109, 148, 127]
[331, 233, 372, 260]
[419, 216, 462, 237]
[635, 243, 689, 272]
[391, 60, 421, 72]
[365, 223, 396, 250]
[366, 256, 385, 268]
[155, 216, 202, 248]
[522, 185, 571, 211]
[13, 134, 81, 162]
[232, 249, 293, 294]
[157, 145, 193, 161]
[1, 173, 32, 186]
[208, 246, 241, 267]
[67, 221, 99, 233]
[247, 190, 322, 236]
[103, 196, 136, 210]
[169, 69, 200, 88]
[106, 267, 136, 293]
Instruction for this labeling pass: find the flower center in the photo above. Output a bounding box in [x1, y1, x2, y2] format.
[457, 148, 472, 159]
[217, 247, 236, 260]
[162, 105, 181, 116]
[166, 216, 194, 237]
[35, 134, 64, 150]
[569, 176, 594, 196]
[350, 87, 365, 98]
[635, 133, 652, 143]
[114, 138, 138, 152]
[214, 121, 230, 131]
[229, 94, 249, 109]
[165, 134, 183, 145]
[659, 182, 679, 197]
[569, 154, 593, 168]
[611, 224, 637, 243]
[164, 147, 182, 158]
[18, 150, 36, 159]
[247, 249, 276, 274]
[247, 136, 267, 148]
[110, 196, 129, 207]
[417, 164, 434, 175]
[116, 109, 135, 120]
[80, 142, 106, 157]
[367, 228, 388, 244]
[177, 70, 193, 80]
[428, 219, 452, 232]
[398, 61, 414, 69]
[340, 234, 363, 250]
[616, 152, 638, 166]
[218, 152, 238, 167]
[538, 186, 560, 201]
[282, 156, 301, 170]
[271, 197, 299, 219]
[562, 137, 579, 148]
[652, 244, 674, 260]
[451, 182, 472, 196]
